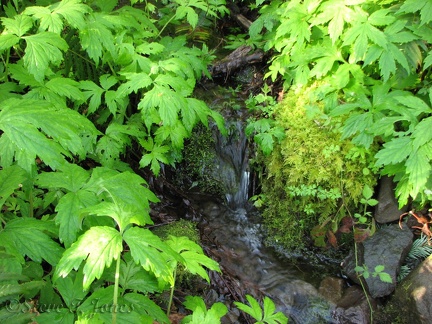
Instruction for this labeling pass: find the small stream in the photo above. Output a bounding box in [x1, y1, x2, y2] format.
[188, 88, 341, 322]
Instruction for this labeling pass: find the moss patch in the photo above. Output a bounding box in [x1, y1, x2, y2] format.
[261, 83, 377, 250]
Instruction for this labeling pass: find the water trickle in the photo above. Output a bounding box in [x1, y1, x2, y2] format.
[198, 108, 336, 323]
[212, 118, 251, 209]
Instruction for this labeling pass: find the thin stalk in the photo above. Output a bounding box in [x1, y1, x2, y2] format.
[112, 255, 121, 324]
[353, 237, 374, 323]
[166, 266, 177, 317]
[157, 14, 177, 39]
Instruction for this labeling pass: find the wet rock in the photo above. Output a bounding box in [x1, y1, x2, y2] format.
[318, 276, 346, 304]
[342, 224, 413, 298]
[390, 256, 432, 324]
[332, 286, 376, 324]
[374, 176, 408, 223]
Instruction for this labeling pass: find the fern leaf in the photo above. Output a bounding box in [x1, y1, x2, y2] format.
[54, 226, 122, 290]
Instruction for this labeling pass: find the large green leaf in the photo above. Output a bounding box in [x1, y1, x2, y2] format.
[56, 190, 98, 247]
[0, 99, 100, 170]
[54, 226, 123, 290]
[0, 218, 63, 266]
[54, 270, 87, 309]
[22, 32, 68, 81]
[166, 236, 220, 282]
[375, 137, 413, 167]
[123, 227, 181, 285]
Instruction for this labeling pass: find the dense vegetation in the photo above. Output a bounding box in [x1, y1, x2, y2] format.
[1, 0, 431, 322]
[246, 0, 432, 249]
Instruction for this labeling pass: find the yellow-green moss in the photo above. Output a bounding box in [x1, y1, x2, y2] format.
[261, 83, 377, 249]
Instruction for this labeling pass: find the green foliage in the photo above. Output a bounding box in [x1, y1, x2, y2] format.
[260, 84, 377, 249]
[249, 0, 432, 208]
[182, 295, 228, 324]
[0, 0, 229, 322]
[234, 294, 288, 324]
[355, 264, 392, 284]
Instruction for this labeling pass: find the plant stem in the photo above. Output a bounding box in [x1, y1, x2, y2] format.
[112, 255, 121, 324]
[166, 266, 176, 317]
[354, 240, 374, 323]
[157, 14, 177, 39]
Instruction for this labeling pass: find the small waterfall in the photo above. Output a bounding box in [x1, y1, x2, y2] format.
[212, 118, 251, 209]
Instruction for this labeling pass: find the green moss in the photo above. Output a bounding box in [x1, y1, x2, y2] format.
[176, 125, 224, 197]
[153, 218, 200, 244]
[261, 83, 378, 250]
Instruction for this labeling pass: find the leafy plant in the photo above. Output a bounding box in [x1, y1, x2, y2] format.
[234, 294, 288, 324]
[0, 0, 230, 322]
[354, 264, 392, 284]
[257, 84, 377, 249]
[248, 0, 432, 210]
[182, 295, 228, 324]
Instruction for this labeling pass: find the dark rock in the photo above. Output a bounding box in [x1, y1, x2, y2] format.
[332, 286, 376, 324]
[342, 224, 413, 298]
[374, 176, 408, 223]
[390, 256, 432, 324]
[318, 276, 346, 304]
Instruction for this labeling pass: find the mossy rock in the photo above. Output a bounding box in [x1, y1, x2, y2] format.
[261, 83, 378, 250]
[153, 218, 200, 244]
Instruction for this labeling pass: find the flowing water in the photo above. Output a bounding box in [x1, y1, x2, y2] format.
[190, 100, 339, 322]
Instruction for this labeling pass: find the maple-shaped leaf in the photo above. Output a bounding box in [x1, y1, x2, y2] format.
[1, 14, 33, 37]
[119, 254, 160, 294]
[54, 270, 87, 309]
[0, 218, 64, 266]
[275, 4, 311, 47]
[24, 0, 89, 33]
[399, 0, 432, 25]
[79, 80, 104, 114]
[55, 190, 99, 248]
[166, 236, 220, 282]
[0, 98, 100, 170]
[54, 226, 123, 290]
[82, 201, 148, 233]
[139, 142, 170, 176]
[22, 32, 68, 82]
[176, 6, 199, 29]
[182, 98, 211, 132]
[116, 72, 152, 97]
[154, 121, 188, 150]
[79, 13, 115, 64]
[343, 11, 388, 62]
[84, 169, 158, 223]
[24, 6, 63, 34]
[312, 0, 357, 43]
[139, 85, 182, 126]
[123, 227, 182, 285]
